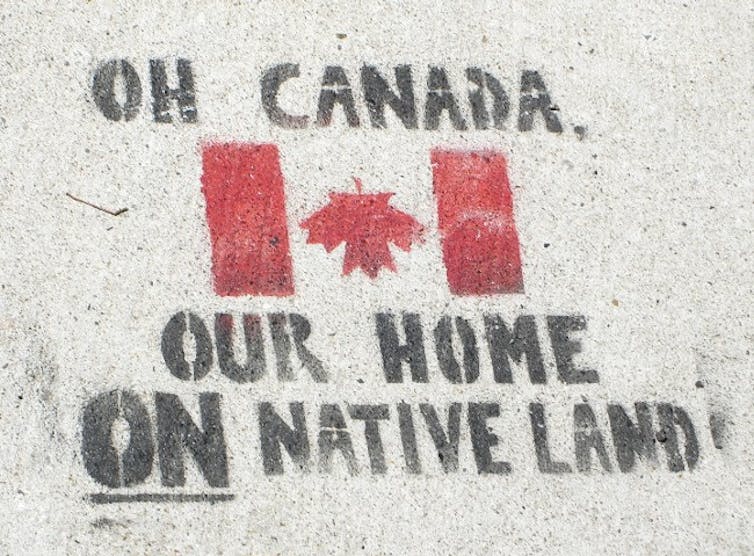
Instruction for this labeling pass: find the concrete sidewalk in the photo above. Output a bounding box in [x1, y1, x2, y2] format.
[0, 1, 751, 553]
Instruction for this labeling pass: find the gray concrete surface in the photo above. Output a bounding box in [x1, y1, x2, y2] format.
[0, 1, 752, 553]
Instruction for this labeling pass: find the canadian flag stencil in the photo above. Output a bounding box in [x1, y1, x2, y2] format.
[201, 143, 523, 297]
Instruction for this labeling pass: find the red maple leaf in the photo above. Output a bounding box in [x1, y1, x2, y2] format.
[300, 177, 425, 278]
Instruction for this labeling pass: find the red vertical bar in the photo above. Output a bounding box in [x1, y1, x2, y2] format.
[201, 143, 294, 296]
[431, 149, 523, 295]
